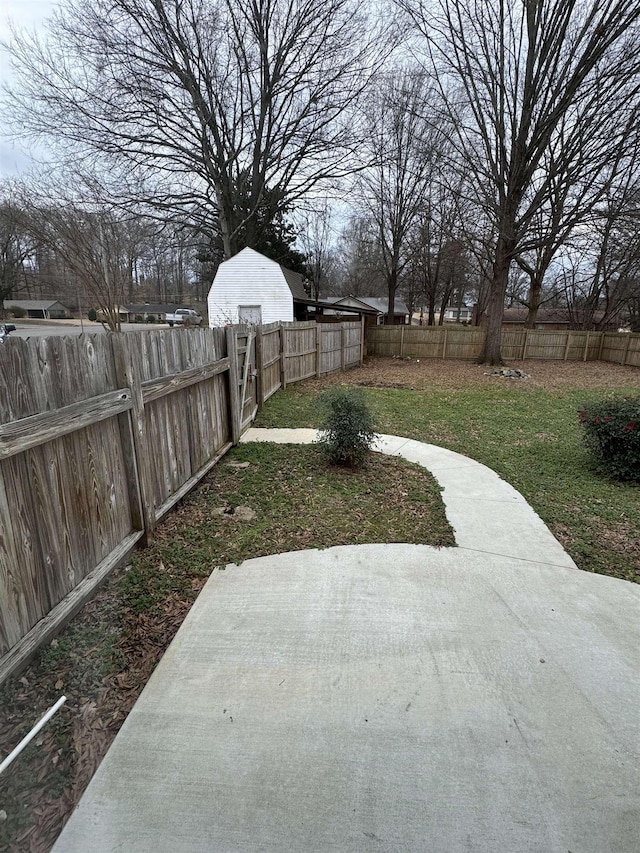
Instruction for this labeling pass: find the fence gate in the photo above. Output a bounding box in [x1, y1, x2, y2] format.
[235, 327, 259, 431]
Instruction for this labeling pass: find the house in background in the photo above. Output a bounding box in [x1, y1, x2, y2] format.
[324, 295, 409, 325]
[443, 304, 472, 323]
[3, 299, 70, 319]
[208, 247, 308, 326]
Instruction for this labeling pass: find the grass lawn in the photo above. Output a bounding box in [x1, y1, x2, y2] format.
[1, 356, 636, 852]
[256, 358, 640, 584]
[0, 442, 452, 853]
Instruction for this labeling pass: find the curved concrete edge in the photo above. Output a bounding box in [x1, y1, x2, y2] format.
[52, 543, 640, 853]
[241, 428, 577, 570]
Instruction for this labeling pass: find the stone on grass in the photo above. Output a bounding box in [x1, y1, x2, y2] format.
[486, 367, 530, 380]
[213, 505, 256, 521]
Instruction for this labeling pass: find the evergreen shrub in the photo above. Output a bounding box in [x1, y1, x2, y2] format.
[317, 388, 378, 468]
[579, 397, 640, 481]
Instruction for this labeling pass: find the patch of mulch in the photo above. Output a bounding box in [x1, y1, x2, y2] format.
[308, 357, 639, 392]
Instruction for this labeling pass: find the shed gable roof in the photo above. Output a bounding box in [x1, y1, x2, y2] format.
[279, 266, 308, 300]
[219, 248, 308, 300]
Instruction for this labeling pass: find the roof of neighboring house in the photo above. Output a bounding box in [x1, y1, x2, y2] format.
[330, 295, 410, 315]
[3, 299, 68, 310]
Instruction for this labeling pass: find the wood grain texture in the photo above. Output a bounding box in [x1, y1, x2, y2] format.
[366, 326, 640, 364]
[0, 530, 143, 687]
[0, 389, 132, 461]
[0, 323, 375, 670]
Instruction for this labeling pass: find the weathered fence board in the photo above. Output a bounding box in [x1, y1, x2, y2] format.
[259, 323, 282, 402]
[0, 320, 362, 681]
[283, 321, 317, 383]
[367, 325, 640, 365]
[0, 335, 136, 664]
[320, 325, 343, 374]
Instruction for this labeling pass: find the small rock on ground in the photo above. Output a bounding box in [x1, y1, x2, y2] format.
[213, 505, 256, 521]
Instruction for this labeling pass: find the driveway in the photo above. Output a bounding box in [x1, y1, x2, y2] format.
[52, 434, 640, 853]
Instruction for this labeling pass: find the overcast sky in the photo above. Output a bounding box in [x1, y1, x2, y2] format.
[0, 0, 60, 177]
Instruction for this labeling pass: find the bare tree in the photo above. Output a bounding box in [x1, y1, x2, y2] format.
[5, 0, 391, 259]
[18, 176, 138, 331]
[297, 203, 335, 301]
[399, 0, 640, 363]
[358, 66, 437, 323]
[559, 184, 640, 330]
[333, 216, 386, 297]
[0, 192, 37, 317]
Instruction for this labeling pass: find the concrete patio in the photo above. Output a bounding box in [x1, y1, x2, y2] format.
[52, 433, 640, 852]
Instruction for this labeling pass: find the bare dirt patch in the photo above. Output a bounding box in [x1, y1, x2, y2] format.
[312, 357, 639, 392]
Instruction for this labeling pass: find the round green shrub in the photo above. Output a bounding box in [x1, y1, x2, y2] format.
[88, 308, 98, 322]
[578, 397, 640, 482]
[317, 388, 378, 468]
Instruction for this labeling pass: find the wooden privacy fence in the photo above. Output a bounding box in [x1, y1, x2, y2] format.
[366, 325, 640, 366]
[0, 320, 363, 683]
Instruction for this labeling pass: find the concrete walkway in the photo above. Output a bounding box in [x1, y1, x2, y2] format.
[242, 429, 576, 569]
[53, 433, 640, 853]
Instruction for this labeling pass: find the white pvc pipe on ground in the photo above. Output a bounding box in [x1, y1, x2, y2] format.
[0, 695, 67, 776]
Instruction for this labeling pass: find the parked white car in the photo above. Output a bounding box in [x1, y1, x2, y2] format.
[166, 308, 203, 327]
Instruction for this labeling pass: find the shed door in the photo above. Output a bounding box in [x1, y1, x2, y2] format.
[238, 305, 262, 325]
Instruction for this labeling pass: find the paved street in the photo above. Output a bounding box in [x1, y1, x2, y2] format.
[3, 321, 172, 338]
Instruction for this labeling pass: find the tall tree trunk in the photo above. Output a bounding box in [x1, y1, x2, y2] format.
[428, 296, 435, 326]
[477, 239, 513, 364]
[386, 273, 396, 324]
[524, 275, 543, 328]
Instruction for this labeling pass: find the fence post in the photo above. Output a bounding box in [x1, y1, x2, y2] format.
[583, 331, 590, 362]
[280, 323, 287, 389]
[442, 327, 448, 360]
[522, 329, 529, 361]
[316, 324, 322, 378]
[621, 333, 631, 365]
[597, 331, 605, 362]
[226, 326, 241, 444]
[255, 325, 264, 410]
[400, 325, 405, 358]
[111, 334, 155, 541]
[340, 323, 345, 371]
[360, 316, 365, 365]
[563, 331, 571, 361]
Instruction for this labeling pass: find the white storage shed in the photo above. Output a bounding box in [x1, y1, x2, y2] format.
[207, 247, 308, 327]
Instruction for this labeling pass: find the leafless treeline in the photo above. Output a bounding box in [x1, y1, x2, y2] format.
[2, 0, 640, 358]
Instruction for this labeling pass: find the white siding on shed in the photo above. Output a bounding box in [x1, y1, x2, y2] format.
[208, 248, 294, 326]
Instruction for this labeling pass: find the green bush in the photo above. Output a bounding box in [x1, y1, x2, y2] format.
[579, 397, 640, 481]
[146, 314, 156, 323]
[88, 308, 97, 322]
[317, 388, 378, 468]
[8, 305, 26, 318]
